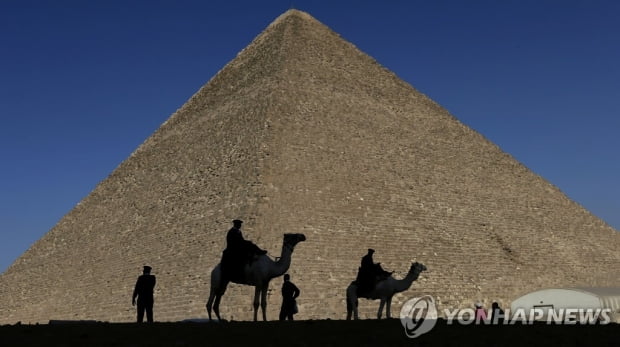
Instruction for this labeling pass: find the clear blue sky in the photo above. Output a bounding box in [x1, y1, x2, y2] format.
[1, 0, 618, 273]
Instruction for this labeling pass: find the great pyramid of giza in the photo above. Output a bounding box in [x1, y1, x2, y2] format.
[1, 10, 618, 324]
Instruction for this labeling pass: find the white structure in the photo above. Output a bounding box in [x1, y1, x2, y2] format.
[511, 287, 620, 323]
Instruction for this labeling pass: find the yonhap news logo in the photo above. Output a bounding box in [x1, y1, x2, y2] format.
[400, 295, 613, 339]
[399, 295, 437, 338]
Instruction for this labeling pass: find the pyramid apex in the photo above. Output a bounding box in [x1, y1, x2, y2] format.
[280, 8, 310, 17]
[270, 8, 317, 26]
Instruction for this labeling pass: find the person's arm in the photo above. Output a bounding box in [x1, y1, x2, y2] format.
[292, 283, 300, 299]
[132, 277, 140, 305]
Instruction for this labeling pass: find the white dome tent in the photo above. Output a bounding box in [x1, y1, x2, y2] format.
[511, 288, 620, 323]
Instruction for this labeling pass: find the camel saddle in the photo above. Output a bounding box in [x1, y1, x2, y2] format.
[355, 266, 392, 297]
[221, 247, 265, 282]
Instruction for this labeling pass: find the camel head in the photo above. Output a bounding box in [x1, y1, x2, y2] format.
[283, 233, 306, 248]
[409, 262, 427, 275]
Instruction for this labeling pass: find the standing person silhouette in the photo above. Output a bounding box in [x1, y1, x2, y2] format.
[490, 302, 505, 324]
[474, 302, 487, 324]
[132, 266, 156, 323]
[279, 274, 300, 321]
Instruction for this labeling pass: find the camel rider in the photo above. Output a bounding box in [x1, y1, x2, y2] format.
[356, 249, 392, 295]
[226, 219, 266, 256]
[222, 219, 267, 281]
[362, 249, 392, 277]
[361, 249, 375, 270]
[226, 219, 244, 246]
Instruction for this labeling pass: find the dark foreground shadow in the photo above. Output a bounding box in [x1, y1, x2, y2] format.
[0, 319, 617, 347]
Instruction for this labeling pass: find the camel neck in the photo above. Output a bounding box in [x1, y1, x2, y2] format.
[394, 268, 420, 293]
[269, 242, 294, 278]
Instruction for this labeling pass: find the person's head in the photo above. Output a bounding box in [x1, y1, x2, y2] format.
[284, 274, 290, 281]
[143, 266, 152, 274]
[232, 219, 243, 228]
[367, 248, 375, 255]
[492, 302, 499, 309]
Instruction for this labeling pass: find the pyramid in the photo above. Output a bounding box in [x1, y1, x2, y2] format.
[1, 10, 618, 324]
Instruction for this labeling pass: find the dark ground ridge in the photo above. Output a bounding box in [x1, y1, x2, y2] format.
[0, 319, 618, 347]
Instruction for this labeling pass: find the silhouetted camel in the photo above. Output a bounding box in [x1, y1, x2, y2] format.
[206, 233, 306, 321]
[346, 262, 427, 320]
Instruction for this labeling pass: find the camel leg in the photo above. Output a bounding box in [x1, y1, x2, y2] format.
[346, 297, 353, 321]
[346, 284, 359, 320]
[386, 296, 393, 319]
[206, 291, 215, 321]
[346, 295, 357, 320]
[212, 294, 224, 321]
[253, 286, 261, 322]
[346, 292, 359, 320]
[260, 284, 269, 321]
[207, 265, 227, 322]
[210, 281, 228, 321]
[377, 299, 386, 319]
